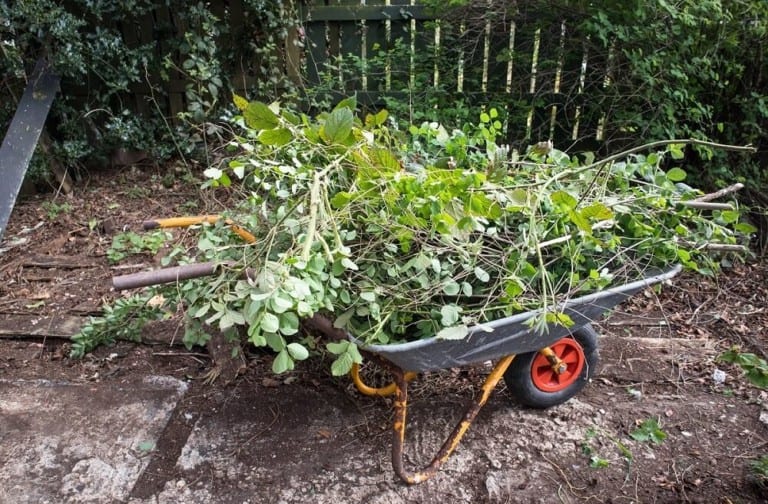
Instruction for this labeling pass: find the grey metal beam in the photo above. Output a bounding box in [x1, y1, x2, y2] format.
[0, 59, 60, 241]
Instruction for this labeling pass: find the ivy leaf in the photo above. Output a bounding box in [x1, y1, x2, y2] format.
[244, 101, 279, 130]
[569, 210, 592, 233]
[719, 210, 739, 224]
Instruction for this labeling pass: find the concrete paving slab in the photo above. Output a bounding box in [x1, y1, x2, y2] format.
[0, 375, 187, 503]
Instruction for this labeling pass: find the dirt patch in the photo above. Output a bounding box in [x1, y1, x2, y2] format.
[1, 168, 767, 503]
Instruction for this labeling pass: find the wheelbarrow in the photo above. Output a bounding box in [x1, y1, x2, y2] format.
[113, 215, 682, 484]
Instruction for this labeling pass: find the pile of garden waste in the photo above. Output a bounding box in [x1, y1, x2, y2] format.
[119, 99, 758, 374]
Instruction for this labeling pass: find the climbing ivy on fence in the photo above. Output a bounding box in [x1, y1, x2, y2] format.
[0, 0, 299, 176]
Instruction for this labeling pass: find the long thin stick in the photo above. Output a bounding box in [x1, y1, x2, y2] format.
[694, 183, 745, 202]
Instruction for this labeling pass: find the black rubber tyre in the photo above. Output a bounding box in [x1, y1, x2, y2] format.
[504, 324, 600, 409]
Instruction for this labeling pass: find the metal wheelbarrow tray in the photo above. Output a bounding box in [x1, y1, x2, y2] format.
[112, 216, 683, 484]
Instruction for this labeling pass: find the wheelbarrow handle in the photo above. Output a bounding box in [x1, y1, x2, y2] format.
[112, 261, 224, 290]
[143, 215, 257, 244]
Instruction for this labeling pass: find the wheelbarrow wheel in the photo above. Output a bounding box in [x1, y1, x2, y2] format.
[504, 325, 600, 409]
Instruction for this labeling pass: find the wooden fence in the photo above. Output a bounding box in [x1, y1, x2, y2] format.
[60, 1, 613, 151]
[298, 1, 614, 150]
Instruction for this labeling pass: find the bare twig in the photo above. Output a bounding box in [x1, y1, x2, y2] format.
[679, 201, 733, 210]
[694, 183, 745, 202]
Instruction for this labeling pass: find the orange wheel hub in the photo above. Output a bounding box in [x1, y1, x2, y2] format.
[531, 338, 586, 392]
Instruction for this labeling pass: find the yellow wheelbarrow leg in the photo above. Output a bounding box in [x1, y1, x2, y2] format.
[385, 355, 515, 484]
[350, 363, 417, 397]
[143, 215, 257, 244]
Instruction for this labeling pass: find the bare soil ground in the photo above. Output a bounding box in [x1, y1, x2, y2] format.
[1, 167, 767, 503]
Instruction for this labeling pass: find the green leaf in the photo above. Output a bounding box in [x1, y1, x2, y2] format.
[248, 324, 266, 347]
[509, 188, 528, 207]
[326, 340, 350, 355]
[545, 312, 575, 328]
[203, 167, 223, 180]
[272, 350, 294, 374]
[340, 257, 358, 271]
[258, 128, 292, 146]
[719, 210, 739, 224]
[666, 167, 687, 181]
[442, 281, 461, 296]
[286, 342, 309, 361]
[269, 294, 293, 314]
[266, 332, 285, 352]
[551, 190, 577, 210]
[244, 101, 279, 130]
[581, 203, 614, 221]
[668, 144, 685, 160]
[260, 312, 280, 333]
[440, 304, 461, 326]
[279, 311, 300, 336]
[334, 96, 357, 111]
[330, 352, 353, 376]
[474, 266, 490, 283]
[436, 325, 469, 340]
[365, 108, 389, 127]
[232, 93, 249, 112]
[569, 210, 592, 233]
[735, 222, 757, 234]
[746, 368, 768, 389]
[630, 418, 667, 444]
[137, 440, 156, 453]
[331, 191, 353, 209]
[219, 310, 245, 330]
[323, 108, 354, 144]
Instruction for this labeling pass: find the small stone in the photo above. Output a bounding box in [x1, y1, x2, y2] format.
[712, 368, 727, 385]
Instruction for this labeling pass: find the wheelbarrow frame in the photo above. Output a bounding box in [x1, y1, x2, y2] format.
[348, 266, 681, 483]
